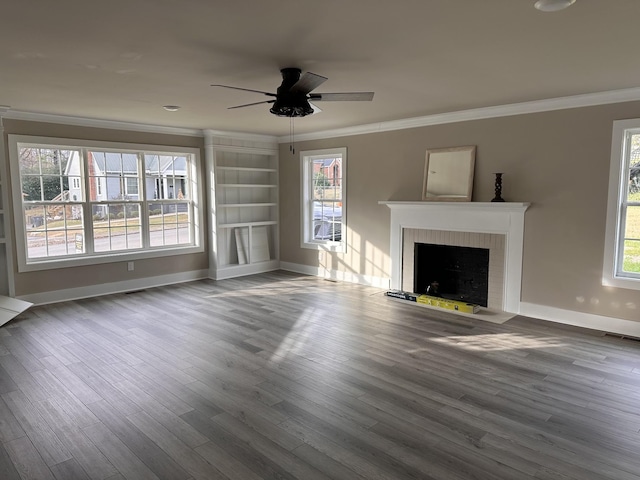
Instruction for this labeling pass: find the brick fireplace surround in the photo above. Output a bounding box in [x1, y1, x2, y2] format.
[380, 202, 530, 313]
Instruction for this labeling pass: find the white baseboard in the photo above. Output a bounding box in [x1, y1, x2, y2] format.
[279, 261, 391, 289]
[279, 264, 639, 337]
[21, 263, 637, 338]
[212, 260, 280, 280]
[519, 302, 640, 337]
[18, 269, 210, 305]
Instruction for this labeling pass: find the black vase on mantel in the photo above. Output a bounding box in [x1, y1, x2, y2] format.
[492, 173, 505, 202]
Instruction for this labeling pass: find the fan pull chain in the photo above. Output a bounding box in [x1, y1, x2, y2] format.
[290, 117, 295, 154]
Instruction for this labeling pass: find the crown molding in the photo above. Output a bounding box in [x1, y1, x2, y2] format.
[202, 129, 278, 145]
[0, 111, 281, 144]
[4, 86, 640, 144]
[278, 86, 640, 143]
[2, 110, 204, 137]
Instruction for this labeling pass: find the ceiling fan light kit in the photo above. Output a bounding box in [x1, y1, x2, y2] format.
[270, 68, 316, 117]
[212, 67, 374, 118]
[534, 0, 576, 12]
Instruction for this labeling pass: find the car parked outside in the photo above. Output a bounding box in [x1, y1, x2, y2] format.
[313, 202, 342, 241]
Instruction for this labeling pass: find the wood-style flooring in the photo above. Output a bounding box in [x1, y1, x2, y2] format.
[2, 270, 640, 479]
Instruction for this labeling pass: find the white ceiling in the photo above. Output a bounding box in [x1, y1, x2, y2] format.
[1, 0, 639, 137]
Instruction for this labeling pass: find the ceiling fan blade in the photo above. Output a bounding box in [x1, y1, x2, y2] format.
[211, 84, 276, 97]
[289, 72, 328, 94]
[228, 100, 276, 110]
[309, 92, 374, 101]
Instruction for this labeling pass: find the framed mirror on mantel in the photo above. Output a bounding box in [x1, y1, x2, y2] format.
[422, 145, 476, 202]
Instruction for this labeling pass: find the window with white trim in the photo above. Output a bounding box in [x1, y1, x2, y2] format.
[9, 135, 202, 271]
[300, 148, 346, 251]
[604, 119, 640, 289]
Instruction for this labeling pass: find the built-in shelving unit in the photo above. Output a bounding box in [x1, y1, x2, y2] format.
[212, 145, 279, 279]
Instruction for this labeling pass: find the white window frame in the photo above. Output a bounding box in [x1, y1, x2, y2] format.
[300, 147, 347, 252]
[9, 135, 204, 272]
[603, 119, 640, 290]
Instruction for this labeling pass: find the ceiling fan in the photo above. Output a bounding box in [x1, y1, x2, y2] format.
[212, 67, 374, 117]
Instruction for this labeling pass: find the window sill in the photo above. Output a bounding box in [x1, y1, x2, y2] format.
[301, 240, 346, 253]
[602, 273, 640, 291]
[17, 244, 204, 273]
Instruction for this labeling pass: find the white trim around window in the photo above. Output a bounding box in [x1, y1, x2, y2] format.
[9, 135, 204, 272]
[603, 119, 640, 290]
[300, 147, 347, 252]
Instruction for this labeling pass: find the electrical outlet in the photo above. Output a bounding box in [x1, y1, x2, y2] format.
[127, 261, 134, 271]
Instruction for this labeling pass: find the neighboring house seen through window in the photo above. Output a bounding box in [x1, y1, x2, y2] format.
[9, 135, 202, 271]
[300, 147, 346, 252]
[604, 119, 640, 290]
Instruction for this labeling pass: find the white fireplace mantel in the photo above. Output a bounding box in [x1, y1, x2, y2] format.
[380, 201, 530, 313]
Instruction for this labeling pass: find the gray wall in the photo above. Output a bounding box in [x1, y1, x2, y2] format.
[279, 101, 640, 323]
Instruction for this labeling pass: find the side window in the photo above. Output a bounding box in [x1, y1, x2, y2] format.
[300, 148, 346, 252]
[603, 119, 640, 289]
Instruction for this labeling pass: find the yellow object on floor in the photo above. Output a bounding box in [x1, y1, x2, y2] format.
[417, 294, 480, 313]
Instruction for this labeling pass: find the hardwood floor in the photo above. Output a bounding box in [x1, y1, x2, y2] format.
[2, 270, 640, 479]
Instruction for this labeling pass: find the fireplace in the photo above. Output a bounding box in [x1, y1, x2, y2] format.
[380, 201, 529, 313]
[414, 243, 490, 307]
[403, 229, 505, 309]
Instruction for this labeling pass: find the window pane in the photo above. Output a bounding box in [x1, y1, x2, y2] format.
[91, 203, 142, 252]
[89, 151, 139, 201]
[149, 203, 191, 247]
[42, 176, 63, 201]
[19, 148, 76, 203]
[25, 205, 46, 258]
[25, 206, 46, 231]
[623, 240, 640, 273]
[625, 205, 640, 240]
[629, 163, 640, 201]
[313, 201, 342, 241]
[144, 154, 189, 200]
[24, 205, 84, 259]
[312, 157, 342, 202]
[67, 228, 85, 254]
[69, 176, 82, 201]
[93, 227, 112, 252]
[22, 176, 42, 201]
[88, 176, 105, 201]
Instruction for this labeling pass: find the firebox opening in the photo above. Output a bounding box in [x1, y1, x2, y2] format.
[414, 243, 490, 307]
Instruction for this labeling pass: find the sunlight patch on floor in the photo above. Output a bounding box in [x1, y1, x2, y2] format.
[427, 333, 568, 352]
[205, 278, 335, 298]
[268, 306, 319, 362]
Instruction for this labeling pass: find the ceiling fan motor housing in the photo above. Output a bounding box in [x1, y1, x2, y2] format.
[270, 68, 315, 117]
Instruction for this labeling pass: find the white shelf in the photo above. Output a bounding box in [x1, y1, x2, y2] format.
[216, 166, 277, 173]
[217, 184, 277, 188]
[219, 203, 277, 208]
[218, 220, 278, 228]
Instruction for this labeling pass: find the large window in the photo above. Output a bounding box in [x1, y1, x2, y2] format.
[300, 148, 346, 251]
[9, 135, 202, 271]
[604, 119, 640, 289]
